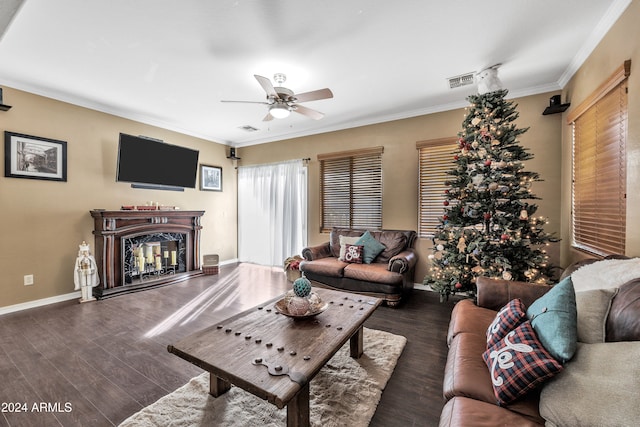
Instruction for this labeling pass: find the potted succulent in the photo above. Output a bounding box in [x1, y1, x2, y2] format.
[284, 255, 303, 282]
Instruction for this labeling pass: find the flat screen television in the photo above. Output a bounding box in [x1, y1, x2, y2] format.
[116, 133, 199, 190]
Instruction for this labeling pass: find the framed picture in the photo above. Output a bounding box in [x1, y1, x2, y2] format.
[200, 164, 222, 191]
[4, 131, 67, 182]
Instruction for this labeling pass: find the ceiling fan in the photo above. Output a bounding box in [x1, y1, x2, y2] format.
[221, 73, 333, 121]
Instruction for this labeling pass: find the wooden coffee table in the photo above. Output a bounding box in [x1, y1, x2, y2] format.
[167, 287, 381, 427]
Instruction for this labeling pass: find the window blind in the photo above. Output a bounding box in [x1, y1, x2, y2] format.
[416, 137, 457, 238]
[570, 61, 629, 256]
[318, 147, 383, 232]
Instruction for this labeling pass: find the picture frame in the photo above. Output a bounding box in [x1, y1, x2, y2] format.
[200, 164, 222, 191]
[4, 131, 67, 182]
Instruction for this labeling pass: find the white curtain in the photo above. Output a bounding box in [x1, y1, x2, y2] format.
[238, 159, 307, 266]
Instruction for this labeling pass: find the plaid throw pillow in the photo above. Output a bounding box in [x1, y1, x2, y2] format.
[343, 244, 364, 264]
[483, 321, 563, 406]
[486, 299, 527, 349]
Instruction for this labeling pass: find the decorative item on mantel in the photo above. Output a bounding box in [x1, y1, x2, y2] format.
[73, 241, 99, 303]
[121, 202, 179, 211]
[284, 255, 303, 282]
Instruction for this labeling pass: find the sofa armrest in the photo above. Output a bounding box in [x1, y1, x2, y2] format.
[389, 249, 417, 274]
[302, 242, 332, 261]
[476, 276, 552, 311]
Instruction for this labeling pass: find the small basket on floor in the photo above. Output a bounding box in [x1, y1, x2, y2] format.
[202, 254, 219, 275]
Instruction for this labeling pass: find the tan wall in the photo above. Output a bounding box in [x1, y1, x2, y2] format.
[560, 0, 640, 265]
[0, 87, 237, 308]
[239, 91, 563, 282]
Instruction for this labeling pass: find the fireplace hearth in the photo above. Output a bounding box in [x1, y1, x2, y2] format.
[90, 209, 205, 298]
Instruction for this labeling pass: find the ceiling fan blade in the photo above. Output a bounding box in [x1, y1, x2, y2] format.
[254, 74, 279, 99]
[263, 112, 274, 121]
[293, 88, 333, 103]
[293, 104, 325, 120]
[221, 100, 270, 104]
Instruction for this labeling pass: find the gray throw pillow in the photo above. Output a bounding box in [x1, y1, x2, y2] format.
[540, 341, 640, 427]
[575, 288, 618, 343]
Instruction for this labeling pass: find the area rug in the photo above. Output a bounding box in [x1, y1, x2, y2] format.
[119, 328, 406, 427]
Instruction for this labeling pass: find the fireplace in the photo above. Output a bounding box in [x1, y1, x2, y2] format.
[90, 209, 205, 298]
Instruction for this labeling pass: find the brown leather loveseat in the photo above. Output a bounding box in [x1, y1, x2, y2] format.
[439, 258, 640, 426]
[300, 228, 418, 306]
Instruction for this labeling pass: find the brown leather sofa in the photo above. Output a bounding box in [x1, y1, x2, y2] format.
[300, 228, 418, 306]
[439, 258, 640, 426]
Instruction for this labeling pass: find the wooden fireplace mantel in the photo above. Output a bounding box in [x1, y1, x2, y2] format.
[90, 209, 205, 298]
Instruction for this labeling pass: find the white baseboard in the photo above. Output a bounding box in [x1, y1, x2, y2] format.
[0, 291, 81, 316]
[1, 258, 241, 316]
[414, 282, 433, 292]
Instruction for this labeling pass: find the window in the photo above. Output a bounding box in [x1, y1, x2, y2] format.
[318, 147, 383, 232]
[569, 60, 630, 256]
[416, 137, 457, 238]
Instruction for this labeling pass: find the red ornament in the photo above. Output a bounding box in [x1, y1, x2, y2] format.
[501, 234, 509, 241]
[443, 215, 449, 221]
[484, 159, 492, 166]
[443, 201, 450, 206]
[454, 155, 459, 160]
[455, 282, 463, 289]
[444, 189, 450, 194]
[483, 213, 491, 220]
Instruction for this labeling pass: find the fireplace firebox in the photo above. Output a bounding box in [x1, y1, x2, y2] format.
[90, 209, 205, 298]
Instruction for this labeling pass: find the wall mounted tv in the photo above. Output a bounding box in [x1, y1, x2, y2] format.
[116, 133, 199, 191]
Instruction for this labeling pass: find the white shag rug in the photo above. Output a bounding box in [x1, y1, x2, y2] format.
[119, 328, 406, 427]
[570, 258, 640, 292]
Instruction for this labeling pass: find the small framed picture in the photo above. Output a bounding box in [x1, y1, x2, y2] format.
[4, 131, 67, 182]
[200, 164, 222, 191]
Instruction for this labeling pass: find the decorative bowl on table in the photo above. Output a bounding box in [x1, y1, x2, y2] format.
[274, 291, 328, 318]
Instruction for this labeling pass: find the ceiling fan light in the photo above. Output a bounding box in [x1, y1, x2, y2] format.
[270, 105, 290, 119]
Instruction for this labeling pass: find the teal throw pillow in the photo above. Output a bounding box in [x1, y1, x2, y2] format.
[355, 231, 386, 264]
[526, 276, 577, 364]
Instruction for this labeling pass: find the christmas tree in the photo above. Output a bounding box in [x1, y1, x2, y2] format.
[424, 89, 557, 301]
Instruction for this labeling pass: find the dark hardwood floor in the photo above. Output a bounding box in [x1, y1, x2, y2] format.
[0, 263, 458, 427]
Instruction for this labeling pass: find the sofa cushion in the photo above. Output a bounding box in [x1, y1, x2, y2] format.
[299, 258, 347, 277]
[374, 231, 408, 263]
[338, 235, 361, 261]
[486, 299, 527, 349]
[343, 262, 403, 285]
[444, 332, 496, 404]
[343, 244, 363, 264]
[483, 321, 563, 406]
[526, 276, 577, 363]
[447, 299, 496, 346]
[606, 277, 640, 341]
[355, 231, 387, 264]
[444, 332, 544, 422]
[439, 396, 542, 427]
[575, 288, 617, 343]
[540, 341, 640, 427]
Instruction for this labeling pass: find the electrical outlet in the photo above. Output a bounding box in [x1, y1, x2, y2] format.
[24, 274, 34, 286]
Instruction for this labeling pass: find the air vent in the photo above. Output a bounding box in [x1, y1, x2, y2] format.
[239, 125, 259, 132]
[447, 72, 475, 89]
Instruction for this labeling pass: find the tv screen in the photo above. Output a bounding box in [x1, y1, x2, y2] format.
[116, 133, 199, 189]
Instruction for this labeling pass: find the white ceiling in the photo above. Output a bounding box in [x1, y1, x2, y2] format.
[0, 0, 631, 147]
